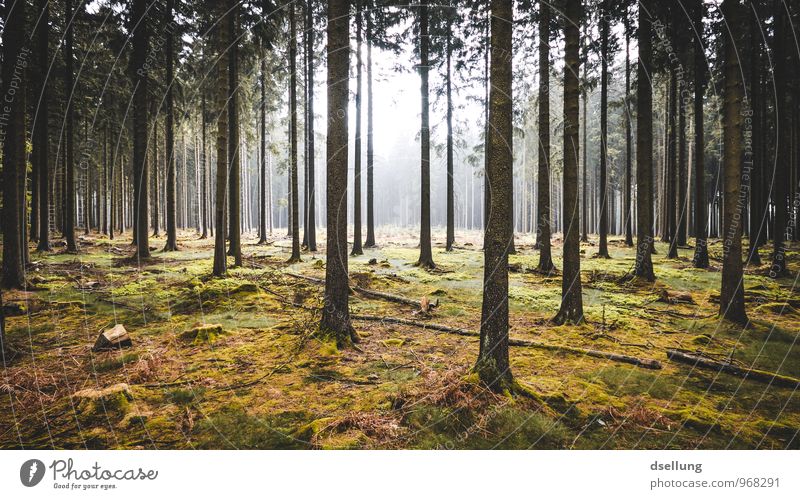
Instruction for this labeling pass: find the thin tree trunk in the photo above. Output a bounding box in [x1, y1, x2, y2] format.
[624, 14, 633, 247]
[213, 1, 230, 277]
[288, 3, 301, 262]
[597, 0, 610, 257]
[364, 9, 375, 248]
[416, 0, 435, 269]
[634, 0, 655, 280]
[445, 24, 455, 252]
[164, 0, 178, 251]
[35, 0, 51, 251]
[132, 0, 150, 258]
[747, 2, 762, 265]
[770, 0, 788, 277]
[536, 4, 555, 272]
[258, 50, 268, 244]
[307, 0, 317, 251]
[64, 0, 78, 252]
[352, 0, 364, 256]
[692, 0, 709, 268]
[201, 93, 209, 239]
[227, 0, 243, 265]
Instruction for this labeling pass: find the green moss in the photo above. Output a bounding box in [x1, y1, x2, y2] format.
[180, 324, 224, 344]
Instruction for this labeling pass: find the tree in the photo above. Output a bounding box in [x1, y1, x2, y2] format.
[692, 0, 709, 268]
[164, 0, 179, 251]
[35, 0, 52, 252]
[364, 8, 376, 249]
[597, 0, 611, 258]
[633, 0, 655, 281]
[536, 3, 556, 272]
[321, 0, 357, 346]
[213, 0, 231, 277]
[287, 2, 301, 263]
[352, 1, 364, 257]
[445, 19, 455, 252]
[258, 47, 269, 245]
[770, 0, 789, 278]
[623, 11, 633, 247]
[64, 0, 78, 253]
[475, 0, 514, 392]
[1, 0, 27, 289]
[416, 0, 435, 269]
[554, 0, 585, 325]
[306, 0, 318, 251]
[131, 0, 151, 259]
[746, 0, 762, 266]
[719, 0, 747, 324]
[227, 0, 243, 266]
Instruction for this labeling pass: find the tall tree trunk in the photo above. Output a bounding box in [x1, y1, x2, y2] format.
[164, 0, 178, 251]
[288, 3, 301, 262]
[352, 1, 364, 256]
[213, 1, 230, 277]
[475, 0, 514, 392]
[624, 14, 633, 247]
[321, 0, 356, 345]
[227, 0, 243, 265]
[132, 0, 150, 259]
[720, 0, 747, 324]
[667, 70, 679, 258]
[692, 0, 709, 268]
[258, 49, 268, 244]
[554, 0, 584, 325]
[307, 0, 317, 251]
[597, 0, 610, 258]
[770, 0, 788, 277]
[416, 0, 435, 269]
[747, 1, 762, 265]
[445, 24, 455, 252]
[201, 93, 209, 239]
[365, 10, 376, 248]
[64, 0, 78, 252]
[634, 0, 655, 280]
[581, 80, 588, 241]
[152, 122, 160, 236]
[536, 4, 555, 272]
[1, 0, 27, 288]
[35, 0, 52, 251]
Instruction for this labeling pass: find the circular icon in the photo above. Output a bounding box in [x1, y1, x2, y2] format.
[20, 459, 45, 487]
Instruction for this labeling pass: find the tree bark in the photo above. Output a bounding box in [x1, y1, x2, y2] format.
[287, 3, 301, 263]
[64, 0, 78, 252]
[258, 49, 268, 244]
[634, 0, 655, 280]
[365, 11, 376, 248]
[475, 0, 514, 392]
[227, 0, 243, 266]
[597, 0, 610, 258]
[306, 0, 317, 251]
[131, 0, 151, 259]
[536, 4, 555, 272]
[719, 0, 747, 324]
[554, 0, 585, 324]
[416, 0, 435, 269]
[770, 0, 788, 278]
[445, 24, 455, 252]
[321, 0, 357, 345]
[624, 14, 633, 247]
[213, 1, 230, 277]
[692, 0, 709, 268]
[35, 0, 51, 251]
[747, 3, 762, 266]
[352, 1, 364, 256]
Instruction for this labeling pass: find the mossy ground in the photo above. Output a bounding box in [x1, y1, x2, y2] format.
[1, 228, 798, 449]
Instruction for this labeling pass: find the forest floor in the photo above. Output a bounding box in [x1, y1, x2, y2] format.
[1, 228, 798, 449]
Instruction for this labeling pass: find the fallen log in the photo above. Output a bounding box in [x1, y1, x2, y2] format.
[352, 314, 662, 369]
[285, 272, 437, 312]
[666, 349, 800, 389]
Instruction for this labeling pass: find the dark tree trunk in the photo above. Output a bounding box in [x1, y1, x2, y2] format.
[258, 50, 268, 244]
[719, 0, 747, 324]
[445, 24, 455, 252]
[64, 0, 78, 252]
[634, 0, 655, 280]
[152, 123, 160, 236]
[676, 18, 688, 249]
[597, 0, 610, 258]
[416, 0, 435, 269]
[321, 0, 356, 345]
[770, 0, 788, 278]
[692, 0, 709, 268]
[581, 85, 588, 241]
[35, 0, 51, 251]
[1, 0, 27, 288]
[227, 0, 243, 265]
[131, 0, 150, 259]
[288, 3, 301, 263]
[747, 4, 762, 266]
[306, 0, 317, 251]
[475, 0, 514, 392]
[163, 0, 178, 251]
[201, 93, 209, 239]
[365, 11, 376, 248]
[352, 1, 364, 256]
[624, 15, 633, 247]
[536, 4, 555, 272]
[213, 1, 230, 277]
[667, 70, 679, 258]
[554, 0, 584, 325]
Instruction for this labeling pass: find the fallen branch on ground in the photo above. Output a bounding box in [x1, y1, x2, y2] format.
[666, 349, 800, 388]
[351, 314, 662, 370]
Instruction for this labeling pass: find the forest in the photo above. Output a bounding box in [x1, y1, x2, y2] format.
[0, 0, 798, 450]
